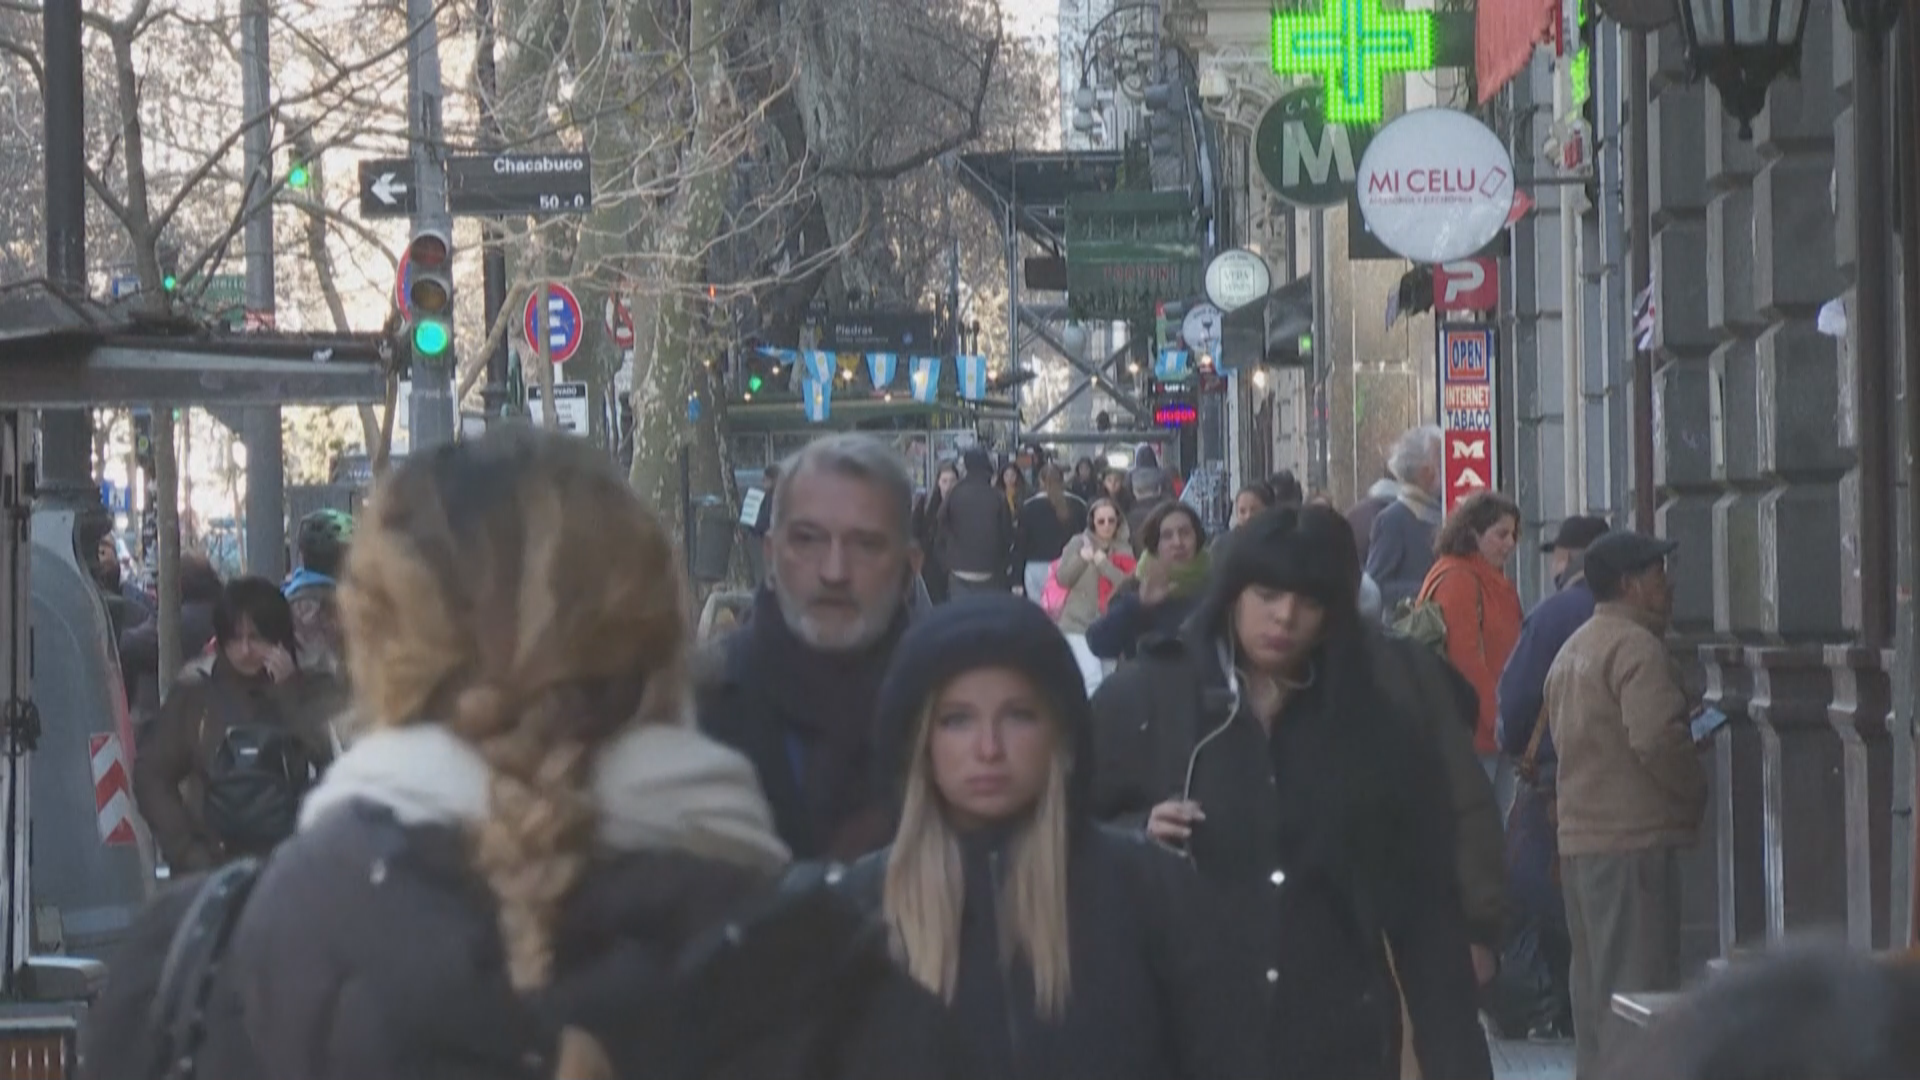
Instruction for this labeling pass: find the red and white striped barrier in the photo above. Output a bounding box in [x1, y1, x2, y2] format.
[89, 733, 136, 846]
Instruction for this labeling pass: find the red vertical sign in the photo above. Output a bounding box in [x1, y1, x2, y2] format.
[1438, 324, 1499, 514]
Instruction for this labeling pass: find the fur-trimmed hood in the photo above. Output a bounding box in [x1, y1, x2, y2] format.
[300, 717, 790, 872]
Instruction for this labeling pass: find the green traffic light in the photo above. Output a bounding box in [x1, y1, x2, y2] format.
[747, 374, 764, 392]
[412, 319, 451, 357]
[288, 163, 310, 190]
[162, 274, 178, 292]
[1297, 332, 1313, 353]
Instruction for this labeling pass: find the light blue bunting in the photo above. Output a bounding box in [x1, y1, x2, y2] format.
[1155, 348, 1192, 381]
[866, 352, 898, 388]
[802, 378, 833, 422]
[910, 357, 942, 403]
[805, 350, 835, 384]
[957, 354, 989, 401]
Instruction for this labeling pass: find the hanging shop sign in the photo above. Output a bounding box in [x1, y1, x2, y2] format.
[1436, 323, 1499, 514]
[1254, 87, 1374, 209]
[1434, 258, 1501, 312]
[1065, 192, 1203, 321]
[1271, 0, 1437, 126]
[1204, 249, 1274, 313]
[1357, 109, 1516, 265]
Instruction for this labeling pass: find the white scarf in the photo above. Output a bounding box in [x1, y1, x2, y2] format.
[300, 719, 791, 872]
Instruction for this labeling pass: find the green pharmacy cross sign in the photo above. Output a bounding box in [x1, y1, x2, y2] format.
[1272, 0, 1437, 127]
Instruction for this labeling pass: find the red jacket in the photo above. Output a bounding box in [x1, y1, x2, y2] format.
[1419, 554, 1524, 755]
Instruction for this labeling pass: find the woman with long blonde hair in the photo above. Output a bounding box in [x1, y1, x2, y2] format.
[840, 594, 1247, 1080]
[116, 428, 962, 1080]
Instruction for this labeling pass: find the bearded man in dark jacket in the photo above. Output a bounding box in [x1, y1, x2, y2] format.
[696, 434, 924, 861]
[1089, 506, 1493, 1080]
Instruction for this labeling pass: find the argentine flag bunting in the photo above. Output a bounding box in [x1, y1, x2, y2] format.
[1155, 348, 1192, 381]
[802, 378, 832, 423]
[866, 352, 898, 389]
[957, 354, 989, 401]
[910, 357, 942, 403]
[805, 350, 835, 385]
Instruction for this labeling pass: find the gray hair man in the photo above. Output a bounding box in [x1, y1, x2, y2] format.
[695, 433, 923, 861]
[1364, 424, 1446, 614]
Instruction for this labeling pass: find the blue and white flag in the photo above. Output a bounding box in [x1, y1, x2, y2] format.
[802, 378, 833, 423]
[805, 350, 835, 385]
[910, 357, 942, 403]
[866, 352, 898, 389]
[1155, 348, 1192, 381]
[957, 354, 989, 401]
[757, 345, 799, 367]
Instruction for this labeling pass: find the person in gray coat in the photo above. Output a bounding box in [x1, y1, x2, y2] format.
[1365, 425, 1447, 614]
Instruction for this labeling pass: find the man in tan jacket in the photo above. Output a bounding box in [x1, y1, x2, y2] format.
[1544, 531, 1706, 1080]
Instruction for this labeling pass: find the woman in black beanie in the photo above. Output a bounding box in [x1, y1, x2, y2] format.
[839, 594, 1250, 1080]
[1089, 506, 1493, 1080]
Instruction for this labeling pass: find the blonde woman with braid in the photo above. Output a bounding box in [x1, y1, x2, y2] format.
[838, 594, 1251, 1080]
[114, 429, 961, 1080]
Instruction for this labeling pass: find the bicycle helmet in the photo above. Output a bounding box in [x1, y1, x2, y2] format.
[296, 509, 354, 576]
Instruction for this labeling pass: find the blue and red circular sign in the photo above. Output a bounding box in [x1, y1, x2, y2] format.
[523, 282, 583, 366]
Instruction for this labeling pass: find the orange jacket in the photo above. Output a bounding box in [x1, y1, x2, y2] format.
[1419, 554, 1525, 755]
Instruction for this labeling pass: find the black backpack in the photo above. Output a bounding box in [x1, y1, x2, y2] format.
[200, 722, 314, 852]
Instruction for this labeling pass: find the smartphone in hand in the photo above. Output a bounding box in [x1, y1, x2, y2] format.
[1690, 706, 1730, 743]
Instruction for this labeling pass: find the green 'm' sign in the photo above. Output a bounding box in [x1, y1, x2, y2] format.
[1065, 192, 1202, 322]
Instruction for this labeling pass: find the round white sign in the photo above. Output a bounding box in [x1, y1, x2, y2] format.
[1181, 304, 1222, 355]
[1205, 249, 1272, 312]
[1356, 108, 1516, 265]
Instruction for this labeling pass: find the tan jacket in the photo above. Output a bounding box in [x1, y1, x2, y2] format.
[1545, 602, 1706, 856]
[1054, 531, 1131, 633]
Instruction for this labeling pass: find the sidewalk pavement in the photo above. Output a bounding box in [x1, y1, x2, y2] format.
[1490, 1036, 1575, 1080]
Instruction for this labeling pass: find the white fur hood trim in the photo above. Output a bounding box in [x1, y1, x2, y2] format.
[298, 720, 790, 872]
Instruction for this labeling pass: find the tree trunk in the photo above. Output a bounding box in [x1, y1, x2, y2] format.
[627, 0, 735, 533]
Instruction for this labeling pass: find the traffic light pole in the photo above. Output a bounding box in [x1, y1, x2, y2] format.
[39, 0, 91, 504]
[475, 0, 512, 419]
[406, 0, 457, 450]
[240, 0, 285, 578]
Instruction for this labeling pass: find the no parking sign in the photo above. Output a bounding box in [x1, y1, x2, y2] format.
[523, 283, 584, 366]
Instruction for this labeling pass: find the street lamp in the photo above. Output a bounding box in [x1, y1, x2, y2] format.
[1674, 0, 1810, 138]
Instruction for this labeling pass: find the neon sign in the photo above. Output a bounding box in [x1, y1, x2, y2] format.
[1271, 0, 1437, 127]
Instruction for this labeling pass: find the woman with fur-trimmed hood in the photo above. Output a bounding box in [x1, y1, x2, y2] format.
[85, 428, 957, 1080]
[1089, 506, 1492, 1080]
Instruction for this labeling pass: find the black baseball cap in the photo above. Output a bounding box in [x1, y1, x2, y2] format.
[1541, 515, 1611, 553]
[1584, 531, 1679, 593]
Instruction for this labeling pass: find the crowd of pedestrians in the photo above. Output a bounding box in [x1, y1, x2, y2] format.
[85, 422, 1871, 1080]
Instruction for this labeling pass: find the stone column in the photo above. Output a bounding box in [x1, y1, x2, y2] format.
[1508, 61, 1561, 604]
[1746, 5, 1852, 940]
[1827, 8, 1896, 950]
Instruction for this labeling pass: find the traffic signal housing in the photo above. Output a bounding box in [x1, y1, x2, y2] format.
[407, 228, 454, 360]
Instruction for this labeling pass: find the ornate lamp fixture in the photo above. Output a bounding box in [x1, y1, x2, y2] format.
[1673, 0, 1810, 138]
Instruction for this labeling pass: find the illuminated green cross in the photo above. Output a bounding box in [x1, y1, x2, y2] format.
[1272, 0, 1437, 127]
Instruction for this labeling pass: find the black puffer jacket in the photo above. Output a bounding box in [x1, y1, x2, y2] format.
[838, 596, 1255, 1080]
[1088, 512, 1492, 1080]
[937, 449, 1014, 580]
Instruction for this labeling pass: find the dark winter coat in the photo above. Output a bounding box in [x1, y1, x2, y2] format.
[1496, 573, 1597, 767]
[696, 588, 908, 862]
[840, 595, 1257, 1080]
[85, 721, 961, 1080]
[939, 450, 1015, 581]
[131, 657, 345, 871]
[1012, 491, 1086, 570]
[1370, 628, 1507, 949]
[1089, 628, 1493, 1080]
[1083, 586, 1199, 661]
